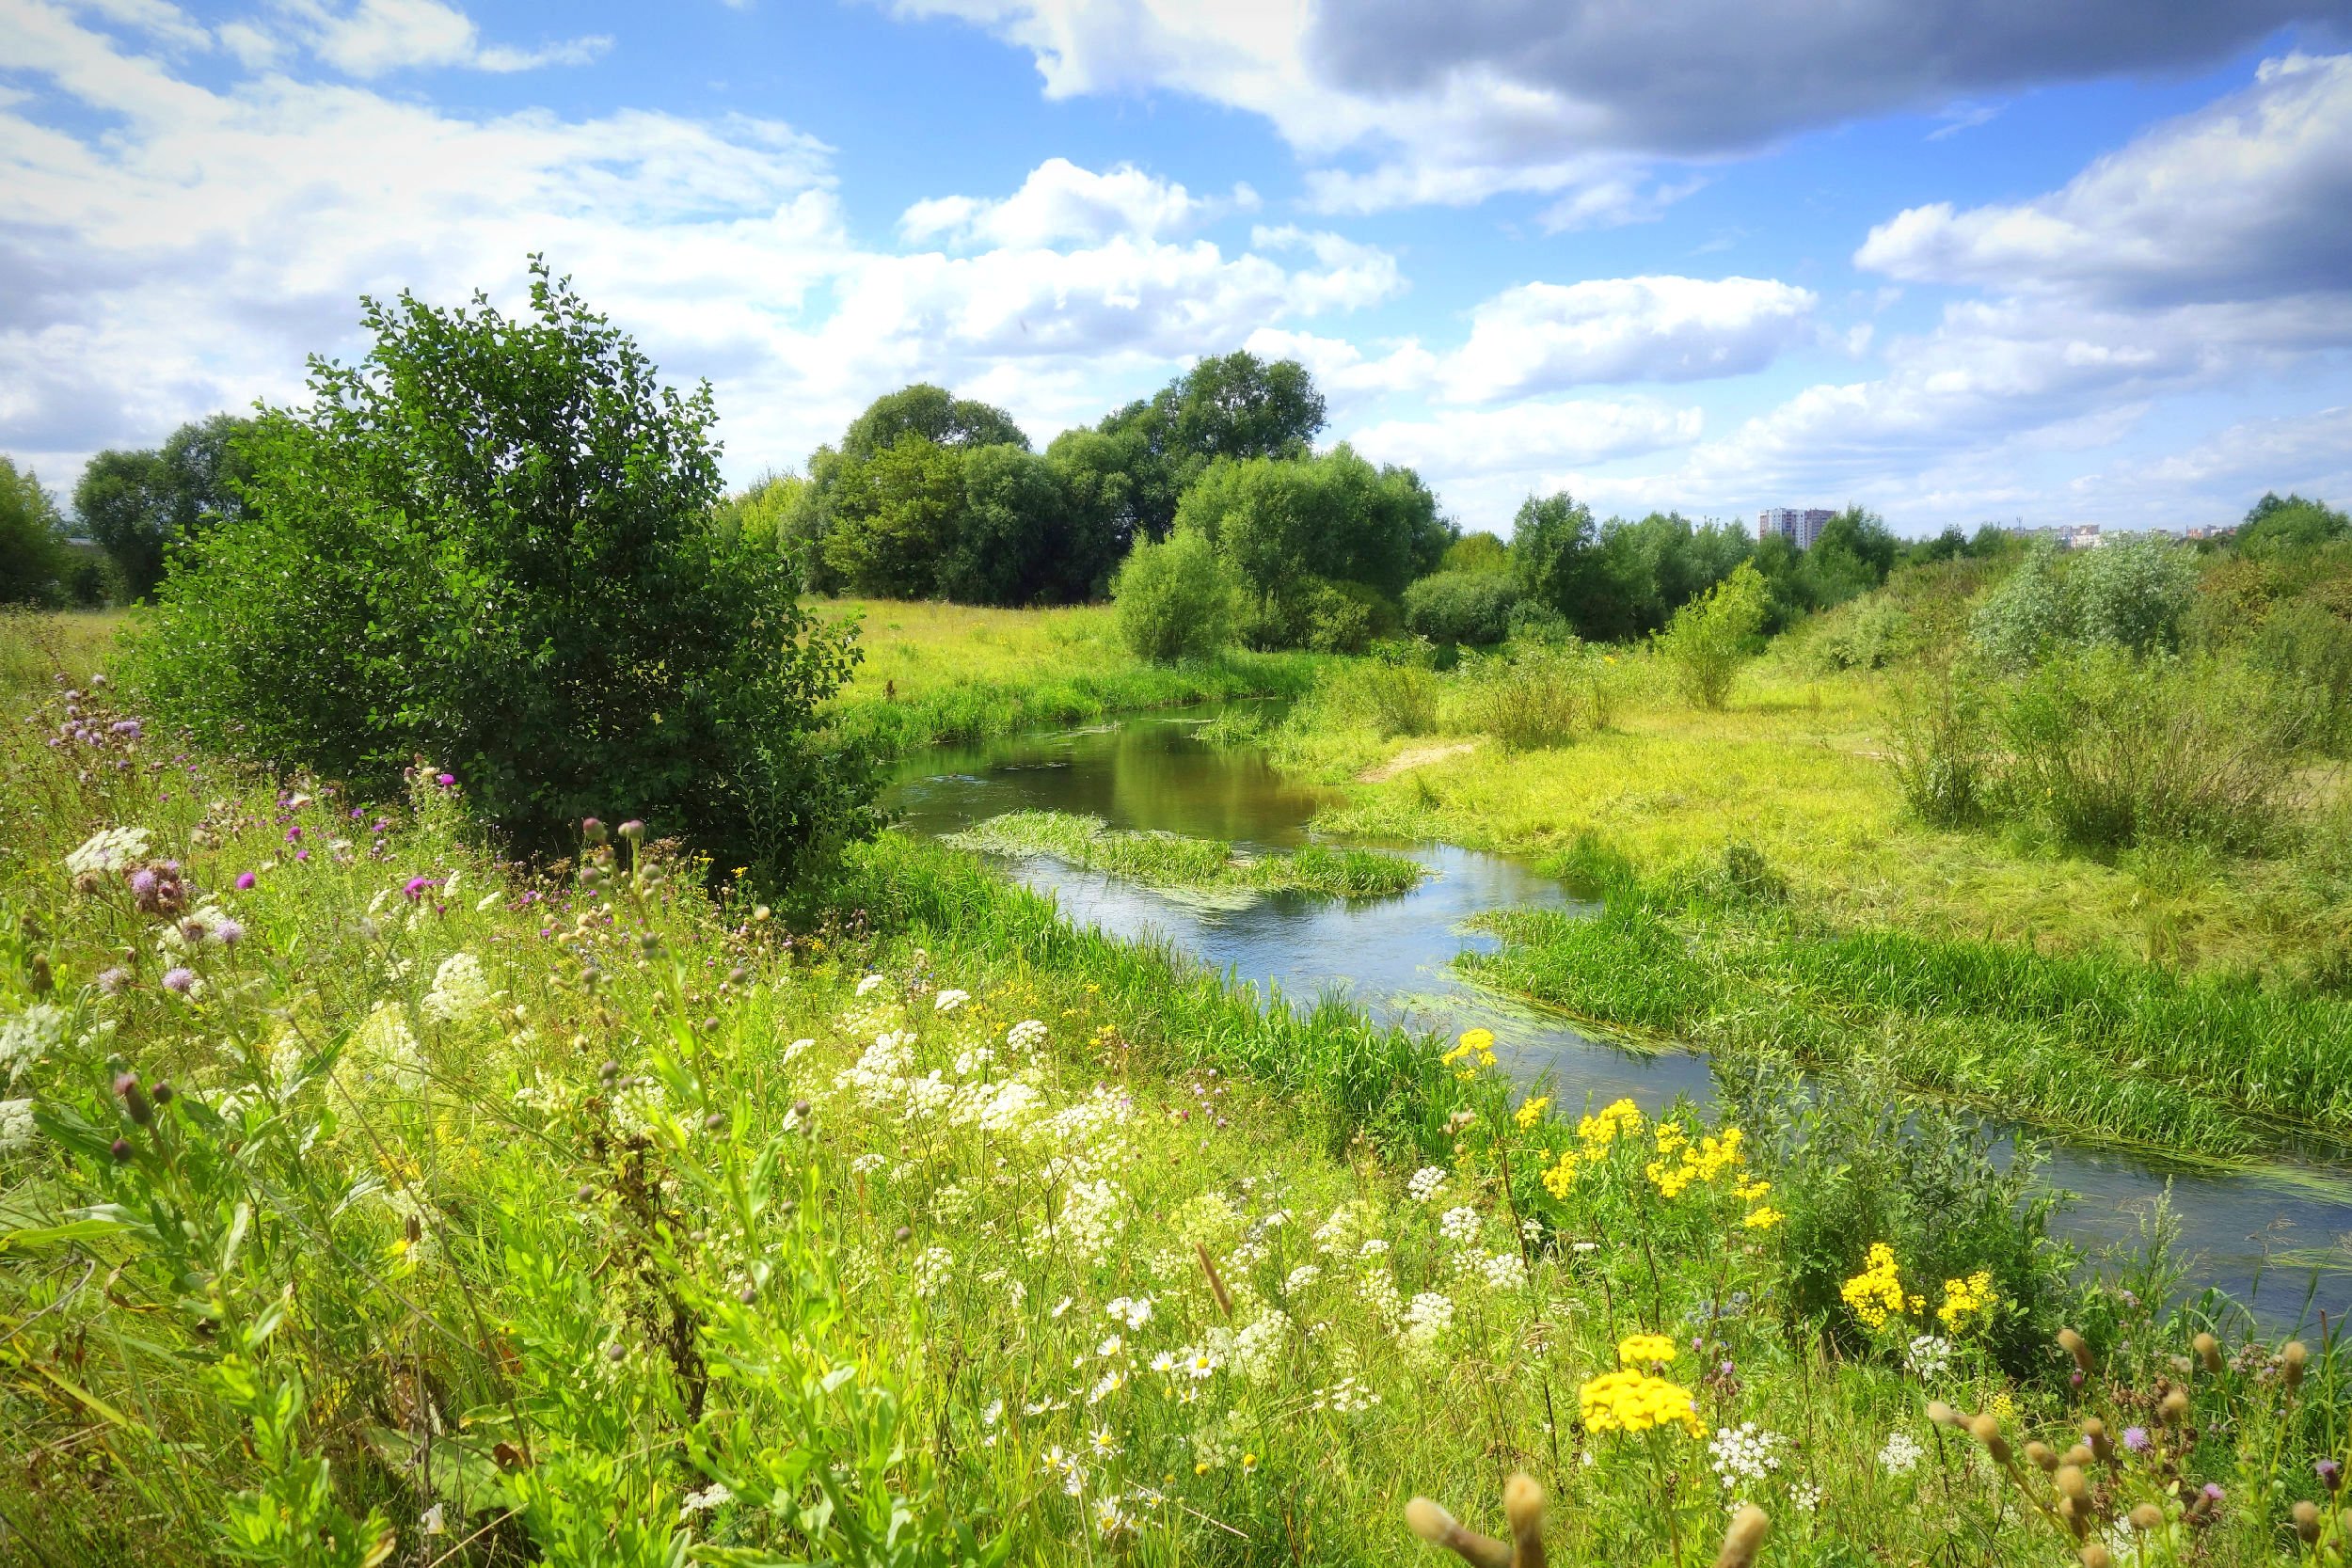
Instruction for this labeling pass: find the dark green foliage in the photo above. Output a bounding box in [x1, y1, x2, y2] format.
[129, 259, 869, 887]
[1176, 446, 1445, 649]
[822, 435, 971, 599]
[72, 413, 259, 598]
[2240, 492, 2350, 552]
[1093, 350, 1327, 542]
[841, 382, 1027, 460]
[1402, 569, 1521, 645]
[1973, 536, 2198, 667]
[1508, 493, 1757, 641]
[0, 458, 71, 605]
[1112, 529, 1242, 663]
[946, 444, 1122, 605]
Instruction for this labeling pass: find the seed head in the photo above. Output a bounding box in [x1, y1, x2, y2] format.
[1715, 1504, 1770, 1568]
[2193, 1333, 2222, 1374]
[2079, 1547, 2110, 1568]
[2026, 1441, 2056, 1473]
[2284, 1339, 2310, 1393]
[2083, 1418, 2114, 1464]
[2062, 1444, 2093, 1468]
[2294, 1500, 2320, 1544]
[2057, 1465, 2089, 1504]
[2057, 1326, 2092, 1377]
[1926, 1401, 1965, 1430]
[1968, 1414, 2010, 1466]
[2128, 1504, 2162, 1531]
[2159, 1389, 2189, 1426]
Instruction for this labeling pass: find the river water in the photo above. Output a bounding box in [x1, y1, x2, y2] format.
[884, 705, 2352, 1326]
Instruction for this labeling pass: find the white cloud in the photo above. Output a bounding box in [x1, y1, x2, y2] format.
[0, 7, 1414, 488]
[899, 157, 1248, 248]
[1443, 277, 1818, 401]
[1350, 398, 1702, 471]
[263, 0, 610, 78]
[884, 0, 2328, 214]
[1857, 54, 2352, 306]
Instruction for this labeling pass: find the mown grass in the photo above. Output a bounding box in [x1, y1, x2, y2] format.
[816, 598, 1326, 756]
[943, 809, 1423, 901]
[5, 616, 2350, 1565]
[1458, 842, 2352, 1161]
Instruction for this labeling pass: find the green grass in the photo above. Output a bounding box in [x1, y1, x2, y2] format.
[1457, 844, 2352, 1160]
[6, 625, 2351, 1565]
[815, 598, 1326, 756]
[942, 809, 1424, 902]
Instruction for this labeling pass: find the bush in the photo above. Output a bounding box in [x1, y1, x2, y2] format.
[1886, 657, 1994, 827]
[1401, 569, 1520, 645]
[1112, 528, 1241, 663]
[1994, 648, 2298, 853]
[1240, 575, 1391, 654]
[127, 260, 870, 888]
[1299, 657, 1439, 738]
[1505, 597, 1574, 644]
[1450, 644, 1590, 751]
[1974, 535, 2197, 668]
[1654, 561, 1770, 708]
[2249, 597, 2352, 755]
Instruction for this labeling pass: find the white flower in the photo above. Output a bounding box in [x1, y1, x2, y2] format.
[421, 952, 494, 1024]
[1707, 1423, 1785, 1491]
[912, 1246, 956, 1298]
[66, 826, 150, 876]
[782, 1037, 814, 1065]
[1104, 1295, 1152, 1330]
[340, 1002, 421, 1088]
[1089, 1427, 1122, 1459]
[1878, 1431, 1925, 1476]
[1092, 1496, 1135, 1537]
[1181, 1346, 1221, 1380]
[1406, 1165, 1448, 1203]
[0, 1005, 68, 1088]
[420, 1503, 446, 1535]
[1438, 1206, 1483, 1245]
[678, 1482, 734, 1516]
[933, 989, 970, 1012]
[1358, 1238, 1390, 1259]
[1401, 1291, 1454, 1354]
[1282, 1263, 1322, 1296]
[1478, 1250, 1528, 1291]
[1311, 1376, 1380, 1414]
[0, 1099, 36, 1154]
[1905, 1334, 1954, 1381]
[1007, 1018, 1048, 1052]
[981, 1399, 1004, 1428]
[1231, 1310, 1290, 1386]
[856, 974, 887, 997]
[474, 890, 503, 912]
[1097, 1335, 1123, 1358]
[1788, 1479, 1822, 1513]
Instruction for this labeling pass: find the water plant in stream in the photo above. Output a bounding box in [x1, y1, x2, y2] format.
[943, 808, 1425, 899]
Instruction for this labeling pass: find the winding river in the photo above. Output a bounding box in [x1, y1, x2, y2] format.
[883, 705, 2352, 1326]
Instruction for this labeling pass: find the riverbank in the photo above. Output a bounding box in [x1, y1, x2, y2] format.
[945, 807, 1425, 900]
[8, 619, 2347, 1564]
[815, 597, 1325, 756]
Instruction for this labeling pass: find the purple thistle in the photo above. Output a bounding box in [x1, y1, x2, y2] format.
[2122, 1426, 2152, 1453]
[285, 826, 302, 843]
[2318, 1459, 2343, 1491]
[235, 872, 257, 891]
[2202, 1482, 2225, 1504]
[129, 868, 158, 902]
[161, 967, 195, 995]
[214, 918, 245, 947]
[97, 967, 130, 994]
[404, 876, 438, 901]
[436, 772, 456, 788]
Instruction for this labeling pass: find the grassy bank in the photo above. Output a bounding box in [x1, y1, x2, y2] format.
[1284, 655, 2351, 981]
[816, 599, 1325, 756]
[11, 624, 2352, 1564]
[1456, 842, 2352, 1161]
[944, 809, 1423, 901]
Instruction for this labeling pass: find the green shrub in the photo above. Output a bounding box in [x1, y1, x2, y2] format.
[1401, 569, 1521, 645]
[1654, 561, 1770, 708]
[2249, 597, 2352, 754]
[1299, 657, 1439, 737]
[1974, 535, 2197, 668]
[1505, 597, 1574, 644]
[1886, 657, 1995, 826]
[1450, 644, 1589, 751]
[1112, 528, 1242, 663]
[127, 259, 870, 887]
[1994, 648, 2298, 852]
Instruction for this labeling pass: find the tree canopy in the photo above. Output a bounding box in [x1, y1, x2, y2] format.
[72, 413, 260, 599]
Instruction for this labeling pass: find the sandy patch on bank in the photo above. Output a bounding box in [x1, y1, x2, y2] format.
[1357, 740, 1479, 783]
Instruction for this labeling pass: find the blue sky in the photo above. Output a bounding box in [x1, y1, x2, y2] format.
[4, 0, 2348, 537]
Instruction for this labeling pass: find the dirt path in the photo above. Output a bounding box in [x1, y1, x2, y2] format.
[1356, 739, 1479, 783]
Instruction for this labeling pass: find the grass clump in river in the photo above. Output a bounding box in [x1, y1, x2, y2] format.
[945, 807, 1423, 899]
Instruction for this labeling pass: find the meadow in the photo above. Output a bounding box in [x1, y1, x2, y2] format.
[11, 613, 2352, 1566]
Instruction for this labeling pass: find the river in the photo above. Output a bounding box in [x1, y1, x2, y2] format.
[883, 705, 2352, 1326]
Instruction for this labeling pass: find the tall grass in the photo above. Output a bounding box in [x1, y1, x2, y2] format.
[1445, 645, 1595, 752]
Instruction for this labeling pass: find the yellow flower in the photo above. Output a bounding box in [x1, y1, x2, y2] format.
[1742, 1205, 1784, 1231]
[1514, 1095, 1550, 1131]
[1840, 1242, 1908, 1330]
[1735, 1177, 1771, 1201]
[1618, 1333, 1678, 1365]
[1577, 1098, 1643, 1149]
[1987, 1389, 2017, 1421]
[1578, 1370, 1700, 1437]
[1541, 1148, 1581, 1199]
[1938, 1270, 1999, 1332]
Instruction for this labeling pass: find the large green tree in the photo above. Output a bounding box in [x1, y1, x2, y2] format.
[72, 413, 259, 598]
[1095, 351, 1327, 542]
[130, 260, 868, 886]
[1, 458, 72, 605]
[841, 383, 1029, 462]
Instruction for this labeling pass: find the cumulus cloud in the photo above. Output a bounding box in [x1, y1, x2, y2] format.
[284, 0, 611, 77]
[884, 0, 2340, 211]
[1857, 54, 2352, 306]
[0, 4, 1413, 486]
[1443, 277, 1819, 401]
[899, 157, 1252, 249]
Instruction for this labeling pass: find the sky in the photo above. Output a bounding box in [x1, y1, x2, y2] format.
[3, 0, 2350, 538]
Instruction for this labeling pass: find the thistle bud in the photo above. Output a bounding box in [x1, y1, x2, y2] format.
[2193, 1332, 2223, 1374]
[2084, 1418, 2115, 1465]
[2294, 1500, 2321, 1544]
[151, 1081, 174, 1106]
[1715, 1504, 1771, 1568]
[2079, 1547, 2111, 1568]
[2057, 1494, 2086, 1541]
[2159, 1389, 2189, 1427]
[703, 1111, 726, 1132]
[739, 1282, 758, 1306]
[2057, 1465, 2089, 1504]
[2129, 1504, 2162, 1531]
[114, 1071, 152, 1127]
[2058, 1326, 2093, 1377]
[110, 1136, 134, 1163]
[581, 817, 608, 845]
[1927, 1401, 1964, 1430]
[618, 819, 645, 843]
[1969, 1414, 2011, 1465]
[894, 1225, 911, 1243]
[2026, 1441, 2056, 1473]
[2284, 1340, 2309, 1394]
[604, 1341, 627, 1363]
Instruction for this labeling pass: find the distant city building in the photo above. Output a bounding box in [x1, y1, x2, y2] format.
[2002, 521, 2105, 550]
[1757, 507, 1834, 548]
